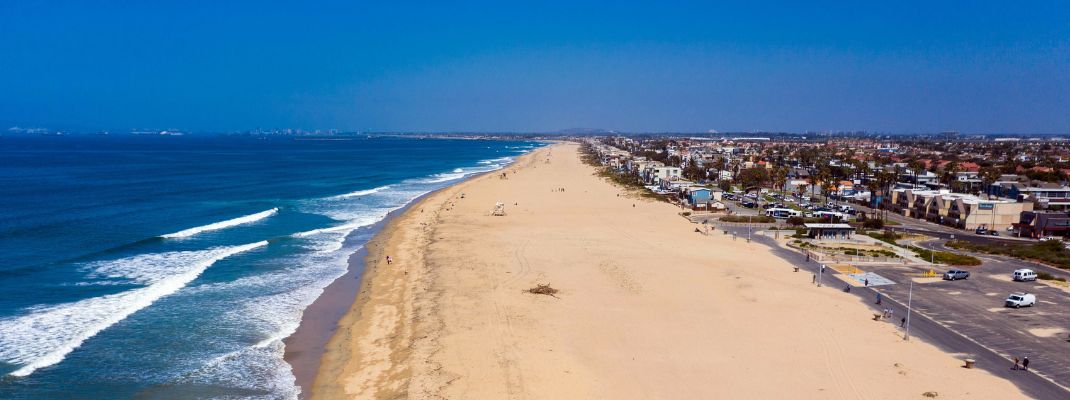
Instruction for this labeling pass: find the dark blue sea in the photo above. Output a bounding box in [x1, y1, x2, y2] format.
[0, 135, 540, 399]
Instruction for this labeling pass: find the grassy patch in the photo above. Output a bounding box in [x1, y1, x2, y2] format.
[905, 245, 982, 266]
[866, 231, 901, 246]
[947, 239, 1070, 270]
[866, 232, 979, 265]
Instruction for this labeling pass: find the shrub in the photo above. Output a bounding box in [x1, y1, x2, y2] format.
[862, 218, 885, 229]
[786, 216, 805, 226]
[1036, 271, 1067, 282]
[718, 215, 776, 223]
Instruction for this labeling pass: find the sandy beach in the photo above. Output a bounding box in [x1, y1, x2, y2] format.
[309, 142, 1025, 399]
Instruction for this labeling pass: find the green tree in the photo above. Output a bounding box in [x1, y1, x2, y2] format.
[737, 167, 770, 191]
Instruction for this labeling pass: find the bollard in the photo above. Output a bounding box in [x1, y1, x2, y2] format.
[964, 359, 975, 369]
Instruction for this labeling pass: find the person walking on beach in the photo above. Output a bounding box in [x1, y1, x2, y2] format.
[1013, 357, 1020, 370]
[386, 256, 393, 265]
[1023, 357, 1030, 371]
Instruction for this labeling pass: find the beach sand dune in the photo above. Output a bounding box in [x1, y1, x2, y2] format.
[311, 143, 1023, 399]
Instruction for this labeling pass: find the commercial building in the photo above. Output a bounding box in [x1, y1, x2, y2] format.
[889, 188, 1032, 231]
[1018, 212, 1070, 238]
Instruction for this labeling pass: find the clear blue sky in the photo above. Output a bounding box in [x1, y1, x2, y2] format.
[2, 1, 1068, 133]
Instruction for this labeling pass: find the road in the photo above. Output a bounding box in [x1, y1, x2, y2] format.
[713, 224, 1070, 399]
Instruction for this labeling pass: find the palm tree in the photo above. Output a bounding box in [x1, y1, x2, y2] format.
[980, 167, 1002, 198]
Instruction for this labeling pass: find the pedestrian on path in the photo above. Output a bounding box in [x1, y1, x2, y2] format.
[876, 292, 882, 305]
[1013, 357, 1020, 370]
[865, 277, 870, 287]
[900, 317, 906, 327]
[1023, 357, 1030, 371]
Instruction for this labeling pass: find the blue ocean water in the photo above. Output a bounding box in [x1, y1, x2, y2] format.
[0, 135, 540, 399]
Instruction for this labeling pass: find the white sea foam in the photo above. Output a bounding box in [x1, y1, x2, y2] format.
[0, 241, 268, 377]
[330, 185, 392, 199]
[177, 230, 354, 399]
[291, 223, 360, 238]
[161, 208, 279, 238]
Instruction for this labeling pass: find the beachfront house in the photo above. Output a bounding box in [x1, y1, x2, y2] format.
[688, 187, 711, 206]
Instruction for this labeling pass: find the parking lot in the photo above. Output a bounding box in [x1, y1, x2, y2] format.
[714, 224, 1070, 399]
[865, 258, 1070, 392]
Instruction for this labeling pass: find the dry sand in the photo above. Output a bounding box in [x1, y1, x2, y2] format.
[310, 143, 1024, 399]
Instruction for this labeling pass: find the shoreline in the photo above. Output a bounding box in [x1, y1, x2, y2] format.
[286, 148, 543, 398]
[282, 204, 393, 396]
[310, 143, 1027, 399]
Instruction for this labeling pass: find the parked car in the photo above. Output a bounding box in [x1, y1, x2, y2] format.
[943, 269, 970, 280]
[1005, 293, 1036, 308]
[1013, 269, 1037, 282]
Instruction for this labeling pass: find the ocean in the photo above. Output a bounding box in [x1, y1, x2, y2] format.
[0, 135, 541, 399]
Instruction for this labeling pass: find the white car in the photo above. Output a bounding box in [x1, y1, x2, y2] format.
[1013, 269, 1037, 282]
[1005, 293, 1036, 308]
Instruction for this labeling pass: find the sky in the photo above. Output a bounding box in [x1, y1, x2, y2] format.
[1, 1, 1069, 133]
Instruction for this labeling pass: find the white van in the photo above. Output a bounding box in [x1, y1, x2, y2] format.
[1005, 293, 1036, 308]
[1013, 269, 1037, 282]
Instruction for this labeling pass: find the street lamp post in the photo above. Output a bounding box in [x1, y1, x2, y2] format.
[904, 279, 914, 341]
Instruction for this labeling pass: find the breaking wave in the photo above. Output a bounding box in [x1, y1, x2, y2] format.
[329, 185, 392, 199]
[0, 241, 268, 377]
[161, 208, 279, 238]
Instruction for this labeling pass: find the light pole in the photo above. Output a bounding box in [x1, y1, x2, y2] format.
[904, 279, 914, 341]
[748, 214, 752, 242]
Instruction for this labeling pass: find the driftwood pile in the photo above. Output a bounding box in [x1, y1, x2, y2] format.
[527, 283, 559, 298]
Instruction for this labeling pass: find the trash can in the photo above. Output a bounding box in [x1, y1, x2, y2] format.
[964, 359, 975, 369]
[794, 267, 800, 272]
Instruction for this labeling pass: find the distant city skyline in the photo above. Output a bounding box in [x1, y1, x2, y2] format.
[2, 1, 1069, 133]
